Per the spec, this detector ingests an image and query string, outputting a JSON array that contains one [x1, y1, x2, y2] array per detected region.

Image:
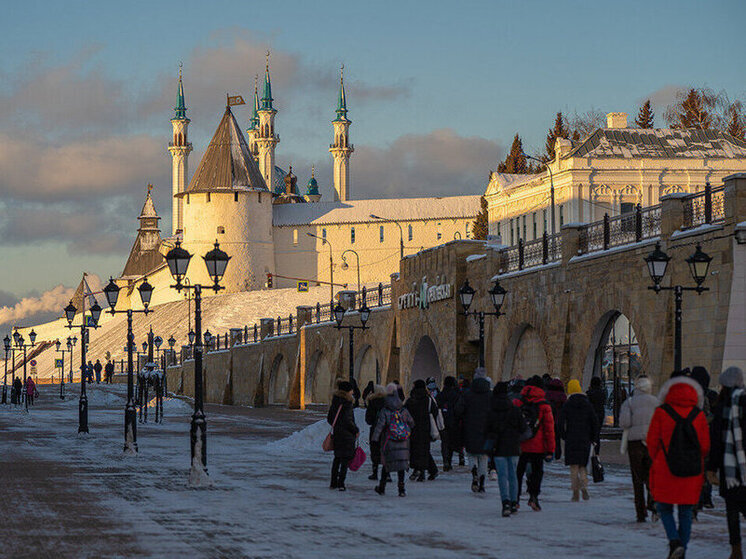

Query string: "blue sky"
[[0, 0, 744, 325]]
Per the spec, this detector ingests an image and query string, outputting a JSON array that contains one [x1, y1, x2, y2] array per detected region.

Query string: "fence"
[[577, 204, 661, 256], [682, 184, 725, 230], [500, 232, 562, 273]]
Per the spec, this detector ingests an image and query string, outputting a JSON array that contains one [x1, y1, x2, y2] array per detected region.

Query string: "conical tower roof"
[[184, 106, 268, 194], [139, 186, 159, 220]]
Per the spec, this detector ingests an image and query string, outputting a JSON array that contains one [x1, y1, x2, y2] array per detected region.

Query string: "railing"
[[500, 232, 562, 273], [578, 204, 661, 256], [682, 184, 725, 229]]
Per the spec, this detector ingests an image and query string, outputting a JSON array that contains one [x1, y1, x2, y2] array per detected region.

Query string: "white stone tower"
[[168, 65, 192, 235], [329, 65, 353, 201], [246, 74, 260, 161], [256, 53, 280, 190]]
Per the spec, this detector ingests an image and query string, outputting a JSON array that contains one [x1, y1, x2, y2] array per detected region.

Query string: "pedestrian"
[[25, 375, 36, 406], [87, 360, 94, 384], [94, 359, 102, 384], [393, 379, 405, 402], [647, 374, 710, 558], [514, 375, 555, 511], [707, 366, 746, 559], [436, 376, 462, 471], [486, 381, 526, 516], [619, 375, 659, 522], [426, 376, 439, 400], [558, 379, 599, 502], [405, 379, 438, 481], [365, 384, 388, 481], [545, 378, 567, 460], [361, 380, 375, 405], [105, 360, 115, 383], [327, 380, 359, 491], [12, 376, 22, 405], [691, 365, 718, 512], [456, 368, 492, 493], [372, 383, 415, 497], [350, 378, 361, 408], [587, 376, 607, 448]]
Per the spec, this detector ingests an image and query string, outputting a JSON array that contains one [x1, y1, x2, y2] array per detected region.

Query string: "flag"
[[228, 95, 246, 106]]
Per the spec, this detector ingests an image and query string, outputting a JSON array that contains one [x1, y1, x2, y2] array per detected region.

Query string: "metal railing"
[[578, 204, 661, 256], [501, 232, 562, 273], [682, 184, 725, 229]]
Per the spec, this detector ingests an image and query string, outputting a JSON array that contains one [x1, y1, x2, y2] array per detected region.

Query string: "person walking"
[[327, 380, 359, 491], [647, 374, 710, 559], [707, 366, 746, 559], [619, 376, 659, 522], [437, 376, 462, 471], [372, 383, 415, 497], [11, 376, 22, 405], [456, 369, 492, 493], [361, 380, 375, 405], [486, 381, 526, 516], [514, 375, 555, 511], [94, 359, 102, 384], [104, 360, 115, 384], [558, 379, 599, 502], [25, 375, 36, 406], [365, 384, 388, 481], [691, 365, 718, 512], [587, 376, 607, 449], [545, 378, 567, 460], [426, 376, 439, 401], [86, 361, 94, 384], [405, 379, 438, 481]]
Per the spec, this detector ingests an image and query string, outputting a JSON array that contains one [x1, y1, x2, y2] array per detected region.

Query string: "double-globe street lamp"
[[333, 297, 371, 382], [458, 278, 508, 368], [370, 214, 404, 260], [13, 329, 37, 410], [644, 242, 712, 373], [54, 337, 76, 400], [341, 249, 361, 295], [102, 276, 154, 455], [307, 232, 335, 306], [2, 335, 11, 404], [164, 239, 230, 480]]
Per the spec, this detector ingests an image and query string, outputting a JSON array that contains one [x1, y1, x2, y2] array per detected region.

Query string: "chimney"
[[606, 112, 628, 129]]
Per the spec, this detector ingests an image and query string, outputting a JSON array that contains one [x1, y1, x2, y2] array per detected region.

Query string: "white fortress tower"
[[255, 54, 280, 191], [168, 66, 192, 235], [329, 66, 353, 201]]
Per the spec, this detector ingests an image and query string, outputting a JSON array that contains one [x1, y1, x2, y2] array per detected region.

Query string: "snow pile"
[[147, 397, 193, 414], [85, 387, 125, 407], [266, 408, 370, 456]]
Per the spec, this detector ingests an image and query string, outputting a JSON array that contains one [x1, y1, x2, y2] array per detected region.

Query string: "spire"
[[174, 63, 187, 120], [249, 74, 260, 130], [261, 51, 274, 111], [334, 64, 348, 122], [306, 165, 319, 195]]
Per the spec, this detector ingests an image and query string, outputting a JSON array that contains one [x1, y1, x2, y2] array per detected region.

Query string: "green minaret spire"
[[249, 74, 260, 130], [174, 63, 187, 120], [334, 64, 348, 122], [261, 51, 274, 110]]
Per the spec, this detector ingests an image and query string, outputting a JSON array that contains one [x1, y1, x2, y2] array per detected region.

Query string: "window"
[[293, 229, 298, 245], [559, 205, 564, 227], [217, 226, 225, 235], [258, 192, 262, 203], [408, 224, 413, 242], [509, 219, 514, 245], [322, 228, 327, 241], [620, 202, 635, 215], [522, 215, 527, 240], [496, 222, 500, 239], [351, 227, 355, 244], [234, 192, 239, 202], [532, 212, 537, 239], [206, 192, 211, 202], [379, 225, 384, 243], [437, 222, 442, 241], [621, 202, 636, 232], [543, 209, 547, 233], [465, 222, 471, 238]]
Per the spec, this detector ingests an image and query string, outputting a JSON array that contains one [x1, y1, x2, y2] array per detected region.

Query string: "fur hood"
[[333, 389, 354, 403], [366, 387, 386, 404], [658, 376, 704, 408]]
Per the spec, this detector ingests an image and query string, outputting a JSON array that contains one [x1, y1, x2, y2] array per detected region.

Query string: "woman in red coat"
[[647, 375, 710, 559]]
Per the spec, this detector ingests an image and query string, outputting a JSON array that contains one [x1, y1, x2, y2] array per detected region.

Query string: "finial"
[[311, 164, 315, 178], [265, 50, 270, 72], [147, 183, 153, 194], [178, 61, 183, 79], [254, 74, 258, 94], [340, 63, 344, 84]]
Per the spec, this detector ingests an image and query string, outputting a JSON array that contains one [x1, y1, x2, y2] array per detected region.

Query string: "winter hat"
[[443, 376, 457, 388], [385, 382, 399, 395], [338, 380, 353, 392], [590, 376, 602, 388], [567, 379, 582, 395], [720, 367, 745, 388], [413, 379, 426, 389], [494, 382, 508, 395], [373, 384, 386, 397], [474, 367, 487, 379], [527, 375, 543, 388], [634, 376, 652, 394], [690, 366, 710, 390]]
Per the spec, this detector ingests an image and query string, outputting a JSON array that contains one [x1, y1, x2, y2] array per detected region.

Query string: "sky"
[[0, 0, 744, 328]]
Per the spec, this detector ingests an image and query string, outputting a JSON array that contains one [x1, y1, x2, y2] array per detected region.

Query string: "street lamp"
[[341, 249, 361, 296], [333, 297, 371, 382], [165, 238, 230, 483], [458, 278, 508, 368], [645, 242, 712, 373], [523, 153, 556, 240], [102, 276, 153, 455], [167, 335, 176, 366], [370, 214, 404, 260], [14, 329, 36, 410], [307, 232, 335, 306], [54, 338, 72, 400], [2, 335, 10, 404]]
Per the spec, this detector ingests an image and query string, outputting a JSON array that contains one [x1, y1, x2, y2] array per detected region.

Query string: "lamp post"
[[165, 239, 230, 482], [458, 278, 508, 369], [154, 335, 163, 368], [2, 335, 10, 404], [167, 335, 176, 366], [644, 242, 712, 373], [341, 249, 361, 296], [333, 299, 371, 382], [14, 329, 36, 410], [370, 214, 404, 260], [523, 153, 556, 239], [307, 232, 335, 306], [63, 296, 102, 433], [55, 338, 74, 400], [102, 276, 153, 455]]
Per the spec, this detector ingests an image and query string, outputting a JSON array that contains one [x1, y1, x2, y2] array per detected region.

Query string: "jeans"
[[657, 502, 693, 547], [517, 452, 545, 499], [726, 497, 746, 545], [495, 456, 519, 503], [468, 453, 488, 478]]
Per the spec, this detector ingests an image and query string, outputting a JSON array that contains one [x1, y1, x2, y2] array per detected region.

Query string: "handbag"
[[429, 397, 443, 441], [322, 406, 342, 452], [348, 445, 367, 472], [620, 428, 629, 455], [590, 446, 605, 483]]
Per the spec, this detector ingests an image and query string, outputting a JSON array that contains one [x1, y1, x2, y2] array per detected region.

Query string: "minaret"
[[305, 165, 322, 203], [246, 75, 260, 161], [167, 65, 192, 235], [256, 52, 280, 191], [329, 64, 353, 201]]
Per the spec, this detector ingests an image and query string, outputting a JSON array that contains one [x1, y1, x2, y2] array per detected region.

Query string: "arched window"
[[408, 224, 413, 242], [217, 226, 225, 234]]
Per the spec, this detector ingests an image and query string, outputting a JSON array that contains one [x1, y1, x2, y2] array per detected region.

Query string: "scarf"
[[724, 389, 746, 489]]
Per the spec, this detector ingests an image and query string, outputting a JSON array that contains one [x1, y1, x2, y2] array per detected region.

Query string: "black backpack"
[[660, 403, 703, 478], [519, 398, 545, 442]]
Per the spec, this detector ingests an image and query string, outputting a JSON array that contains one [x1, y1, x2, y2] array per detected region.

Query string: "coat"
[[25, 377, 36, 396], [619, 391, 659, 442], [558, 393, 599, 466], [405, 386, 436, 470], [436, 385, 463, 448], [372, 394, 415, 472], [327, 390, 359, 459], [515, 385, 556, 455], [485, 393, 526, 457], [455, 377, 492, 455], [647, 376, 710, 505], [365, 392, 386, 465], [709, 388, 746, 501], [587, 385, 606, 428]]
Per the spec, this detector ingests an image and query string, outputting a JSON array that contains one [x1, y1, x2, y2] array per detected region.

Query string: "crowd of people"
[[328, 366, 746, 559]]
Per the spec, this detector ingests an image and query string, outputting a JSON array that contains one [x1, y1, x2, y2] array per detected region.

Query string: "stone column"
[[659, 192, 689, 240], [260, 317, 274, 339], [296, 306, 313, 329], [560, 223, 584, 263], [724, 173, 746, 224]]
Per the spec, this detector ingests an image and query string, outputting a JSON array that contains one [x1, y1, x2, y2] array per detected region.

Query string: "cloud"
[[0, 284, 74, 328], [640, 85, 687, 111]]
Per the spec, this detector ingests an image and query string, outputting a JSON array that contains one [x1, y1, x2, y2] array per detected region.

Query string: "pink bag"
[[348, 446, 367, 472], [322, 406, 342, 452]]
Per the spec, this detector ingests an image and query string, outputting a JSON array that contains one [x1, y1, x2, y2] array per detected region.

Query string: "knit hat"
[[634, 376, 653, 394], [567, 379, 582, 395], [443, 376, 457, 388], [720, 366, 745, 388], [474, 367, 487, 379], [527, 375, 543, 388], [494, 381, 508, 395], [338, 380, 353, 392], [385, 382, 399, 395], [690, 366, 710, 390], [413, 379, 426, 389]]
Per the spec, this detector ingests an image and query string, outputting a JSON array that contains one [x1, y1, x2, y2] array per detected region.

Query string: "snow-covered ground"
[[0, 384, 731, 558]]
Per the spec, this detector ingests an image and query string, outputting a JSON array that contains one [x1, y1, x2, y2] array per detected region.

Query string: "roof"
[[121, 236, 165, 278], [174, 69, 187, 120], [272, 195, 481, 226], [139, 190, 159, 220], [569, 128, 746, 159], [183, 107, 267, 194]]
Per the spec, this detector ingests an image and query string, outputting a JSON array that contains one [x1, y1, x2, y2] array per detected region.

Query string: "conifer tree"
[[472, 196, 489, 240], [726, 103, 746, 140], [497, 134, 528, 174], [545, 112, 570, 160], [666, 88, 714, 129], [635, 100, 655, 128]]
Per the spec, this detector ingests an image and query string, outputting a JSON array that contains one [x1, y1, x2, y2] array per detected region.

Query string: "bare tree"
[[569, 108, 607, 141]]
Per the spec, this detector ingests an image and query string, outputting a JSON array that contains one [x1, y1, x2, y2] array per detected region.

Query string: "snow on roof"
[[490, 172, 543, 192], [272, 195, 481, 226]]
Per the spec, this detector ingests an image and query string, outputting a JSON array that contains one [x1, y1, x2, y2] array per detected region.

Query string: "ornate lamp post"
[[63, 298, 102, 433], [167, 335, 176, 366], [307, 232, 335, 306], [2, 335, 10, 404], [55, 338, 75, 400], [644, 242, 712, 373], [14, 329, 36, 410], [333, 297, 371, 382], [370, 214, 404, 260], [154, 335, 163, 368], [165, 239, 230, 482], [523, 153, 556, 239], [458, 278, 508, 368], [341, 249, 361, 296], [102, 276, 153, 455]]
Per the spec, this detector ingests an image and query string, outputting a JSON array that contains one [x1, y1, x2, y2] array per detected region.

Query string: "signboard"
[[297, 281, 309, 292], [86, 316, 96, 327], [30, 359, 37, 366], [55, 359, 64, 368], [30, 365, 37, 377], [398, 278, 453, 310]]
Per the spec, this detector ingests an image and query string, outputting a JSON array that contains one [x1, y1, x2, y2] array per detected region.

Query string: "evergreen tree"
[[497, 134, 528, 174], [666, 88, 714, 129], [545, 112, 570, 160], [726, 102, 746, 140], [635, 100, 655, 128], [472, 196, 489, 240]]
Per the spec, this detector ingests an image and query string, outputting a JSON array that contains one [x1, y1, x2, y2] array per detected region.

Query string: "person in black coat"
[[365, 385, 388, 481], [558, 379, 599, 502], [455, 370, 492, 493], [327, 380, 359, 491], [436, 376, 462, 471], [405, 379, 438, 481], [586, 376, 606, 449], [361, 381, 375, 405]]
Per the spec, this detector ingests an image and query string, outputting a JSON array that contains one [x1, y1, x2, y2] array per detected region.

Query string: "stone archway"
[[355, 345, 380, 388], [502, 323, 550, 381], [411, 336, 442, 385], [306, 350, 333, 404], [268, 354, 289, 404]]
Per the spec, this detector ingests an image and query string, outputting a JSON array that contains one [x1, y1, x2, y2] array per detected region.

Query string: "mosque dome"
[[306, 168, 319, 196]]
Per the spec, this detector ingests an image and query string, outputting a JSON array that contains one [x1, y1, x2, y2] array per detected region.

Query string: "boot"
[[374, 481, 385, 495], [369, 464, 378, 481], [330, 469, 338, 490], [478, 475, 486, 494], [510, 501, 519, 513], [398, 482, 406, 497], [459, 453, 465, 466], [581, 487, 590, 501], [571, 489, 579, 502], [528, 497, 541, 511], [502, 501, 512, 517], [416, 471, 425, 482], [471, 467, 479, 492], [730, 543, 743, 559], [668, 539, 684, 559], [428, 471, 438, 481]]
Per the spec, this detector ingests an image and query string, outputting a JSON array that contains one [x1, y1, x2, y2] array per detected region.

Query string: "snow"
[[669, 222, 724, 240], [266, 408, 370, 456], [465, 253, 486, 262]]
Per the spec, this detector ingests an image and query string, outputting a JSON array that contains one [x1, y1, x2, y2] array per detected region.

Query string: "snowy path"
[[0, 385, 732, 558]]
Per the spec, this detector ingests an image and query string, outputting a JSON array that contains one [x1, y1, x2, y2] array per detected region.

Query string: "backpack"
[[519, 397, 545, 442], [660, 403, 702, 478], [389, 410, 412, 441]]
